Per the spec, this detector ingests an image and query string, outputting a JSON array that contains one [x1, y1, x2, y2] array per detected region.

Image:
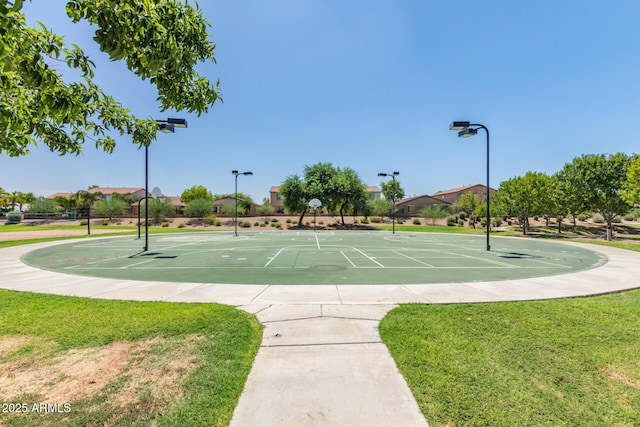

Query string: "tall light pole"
[[232, 170, 253, 236], [449, 121, 491, 251], [142, 118, 187, 252], [378, 171, 400, 234]]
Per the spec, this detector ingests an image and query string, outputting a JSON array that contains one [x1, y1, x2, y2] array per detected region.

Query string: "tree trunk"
[[298, 211, 306, 228]]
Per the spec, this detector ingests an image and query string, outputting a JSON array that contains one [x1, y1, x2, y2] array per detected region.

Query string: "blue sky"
[[4, 0, 640, 202]]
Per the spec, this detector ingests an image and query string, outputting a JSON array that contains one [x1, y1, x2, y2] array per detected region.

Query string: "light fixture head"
[[378, 173, 386, 177], [243, 172, 253, 176], [458, 128, 478, 138], [232, 170, 239, 175], [158, 123, 175, 133], [449, 121, 470, 131], [392, 171, 399, 176], [167, 118, 187, 128]]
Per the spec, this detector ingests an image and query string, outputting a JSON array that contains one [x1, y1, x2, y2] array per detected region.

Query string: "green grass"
[[380, 239, 640, 427], [0, 291, 262, 426]]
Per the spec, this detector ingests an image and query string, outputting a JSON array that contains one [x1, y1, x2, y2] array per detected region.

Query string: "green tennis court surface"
[[22, 231, 606, 285]]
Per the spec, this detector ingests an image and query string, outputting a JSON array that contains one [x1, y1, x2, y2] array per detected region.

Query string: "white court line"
[[121, 259, 156, 269], [315, 234, 320, 249], [353, 247, 384, 267], [341, 250, 357, 268], [264, 247, 286, 268], [393, 250, 434, 267]]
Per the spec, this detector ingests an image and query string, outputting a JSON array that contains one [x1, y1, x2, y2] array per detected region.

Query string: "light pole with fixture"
[[449, 121, 491, 251], [232, 170, 253, 236], [141, 118, 187, 252], [378, 171, 400, 234]]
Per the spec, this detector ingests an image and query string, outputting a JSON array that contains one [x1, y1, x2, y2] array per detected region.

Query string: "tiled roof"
[[87, 187, 146, 195]]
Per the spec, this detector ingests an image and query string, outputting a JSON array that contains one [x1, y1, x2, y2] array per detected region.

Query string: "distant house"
[[432, 184, 497, 205], [88, 187, 149, 201], [269, 185, 382, 214], [395, 195, 450, 216], [213, 196, 259, 216], [46, 192, 75, 200], [269, 186, 285, 213]]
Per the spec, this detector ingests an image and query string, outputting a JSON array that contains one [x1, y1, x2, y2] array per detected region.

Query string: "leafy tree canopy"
[[381, 179, 405, 202], [180, 185, 213, 203], [1, 0, 221, 156]]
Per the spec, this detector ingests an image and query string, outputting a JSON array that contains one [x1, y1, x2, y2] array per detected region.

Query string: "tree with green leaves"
[[369, 198, 393, 219], [145, 198, 174, 224], [559, 153, 631, 240], [622, 154, 640, 205], [184, 197, 213, 219], [492, 171, 550, 234], [420, 205, 448, 225], [1, 0, 221, 156], [280, 174, 308, 225], [92, 198, 127, 220], [451, 191, 482, 216], [257, 198, 275, 219], [380, 179, 405, 203], [54, 195, 74, 212], [332, 167, 368, 225], [27, 196, 60, 213], [180, 185, 214, 204]]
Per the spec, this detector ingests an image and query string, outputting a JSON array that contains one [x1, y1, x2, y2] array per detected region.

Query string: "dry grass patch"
[[0, 334, 203, 414]]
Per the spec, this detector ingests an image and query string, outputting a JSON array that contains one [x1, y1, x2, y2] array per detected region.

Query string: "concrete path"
[[2, 240, 640, 426]]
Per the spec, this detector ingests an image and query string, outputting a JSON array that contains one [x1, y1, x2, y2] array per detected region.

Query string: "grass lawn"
[[0, 292, 262, 426], [380, 239, 640, 427]]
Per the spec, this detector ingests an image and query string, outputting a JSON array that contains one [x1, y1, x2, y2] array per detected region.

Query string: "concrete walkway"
[[2, 240, 640, 426]]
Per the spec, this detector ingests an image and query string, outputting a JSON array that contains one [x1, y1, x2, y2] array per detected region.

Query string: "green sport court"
[[21, 231, 606, 285]]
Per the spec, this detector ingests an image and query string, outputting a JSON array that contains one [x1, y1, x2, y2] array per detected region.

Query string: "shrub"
[[240, 221, 251, 228], [254, 221, 260, 226], [286, 218, 292, 223], [577, 213, 589, 221], [612, 215, 622, 223], [623, 213, 635, 221], [412, 218, 421, 225], [80, 220, 88, 226], [6, 211, 24, 224], [371, 216, 381, 223], [271, 218, 278, 223], [457, 219, 464, 226], [178, 223, 186, 228], [446, 215, 456, 226], [397, 219, 404, 224], [592, 213, 605, 224], [360, 218, 369, 224], [491, 217, 502, 227], [101, 220, 109, 226], [162, 222, 169, 227], [260, 223, 266, 227], [205, 214, 217, 225], [215, 220, 222, 226], [458, 212, 467, 220]]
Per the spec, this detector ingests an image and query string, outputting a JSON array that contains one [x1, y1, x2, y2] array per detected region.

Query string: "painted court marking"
[[23, 231, 607, 285]]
